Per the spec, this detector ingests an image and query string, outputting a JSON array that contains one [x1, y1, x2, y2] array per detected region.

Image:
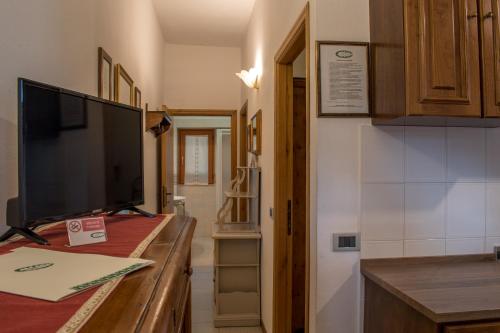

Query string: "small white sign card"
[[318, 41, 370, 117], [66, 217, 107, 247]]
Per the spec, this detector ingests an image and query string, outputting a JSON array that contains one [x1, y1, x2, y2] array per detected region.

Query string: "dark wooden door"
[[406, 0, 482, 116], [160, 127, 174, 214], [239, 102, 248, 220], [481, 0, 500, 117], [291, 78, 307, 333]]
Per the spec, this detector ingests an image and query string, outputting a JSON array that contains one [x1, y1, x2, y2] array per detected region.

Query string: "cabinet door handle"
[[467, 13, 478, 19], [484, 11, 495, 19]]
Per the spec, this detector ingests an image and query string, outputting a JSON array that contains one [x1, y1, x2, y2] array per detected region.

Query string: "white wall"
[[314, 2, 500, 333], [164, 43, 241, 110], [243, 1, 500, 333], [0, 0, 165, 233], [241, 0, 312, 330], [162, 43, 242, 237], [314, 2, 370, 332]]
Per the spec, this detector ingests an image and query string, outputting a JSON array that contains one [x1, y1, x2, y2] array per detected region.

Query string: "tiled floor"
[[191, 237, 262, 333]]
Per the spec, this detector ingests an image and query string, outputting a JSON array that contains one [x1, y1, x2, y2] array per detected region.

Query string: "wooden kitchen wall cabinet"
[[481, 0, 500, 117], [370, 0, 500, 125]]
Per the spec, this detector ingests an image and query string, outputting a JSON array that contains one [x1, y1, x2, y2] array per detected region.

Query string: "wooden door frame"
[[239, 101, 249, 219], [273, 3, 310, 333], [168, 109, 238, 217]]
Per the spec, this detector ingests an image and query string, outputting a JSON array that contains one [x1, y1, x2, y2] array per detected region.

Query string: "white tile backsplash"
[[361, 126, 404, 183], [404, 239, 445, 257], [404, 183, 446, 239], [361, 184, 404, 241], [486, 128, 500, 182], [446, 127, 486, 182], [361, 241, 404, 259], [446, 183, 485, 238], [360, 126, 498, 259], [446, 238, 485, 255], [486, 183, 500, 237], [405, 127, 446, 182], [485, 237, 500, 253]]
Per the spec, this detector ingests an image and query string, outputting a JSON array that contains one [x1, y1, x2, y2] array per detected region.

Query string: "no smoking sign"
[[66, 217, 107, 247], [69, 221, 82, 232]]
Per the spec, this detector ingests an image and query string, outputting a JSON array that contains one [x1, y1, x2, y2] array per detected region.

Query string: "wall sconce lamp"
[[236, 68, 259, 89]]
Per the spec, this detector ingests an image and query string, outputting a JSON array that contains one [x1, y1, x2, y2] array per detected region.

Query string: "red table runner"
[[0, 214, 170, 333]]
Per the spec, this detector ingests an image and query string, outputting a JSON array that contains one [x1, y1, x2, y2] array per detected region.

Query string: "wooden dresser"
[[80, 215, 196, 333], [362, 255, 500, 333]]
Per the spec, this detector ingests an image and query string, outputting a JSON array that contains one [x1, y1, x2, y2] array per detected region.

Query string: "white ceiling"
[[152, 0, 256, 47]]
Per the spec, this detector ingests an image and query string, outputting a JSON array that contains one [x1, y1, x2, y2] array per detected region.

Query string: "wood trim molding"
[[251, 109, 262, 155], [177, 129, 215, 185], [239, 101, 249, 166], [98, 47, 113, 100], [169, 109, 236, 117], [273, 3, 310, 333], [239, 101, 249, 220], [114, 64, 134, 105], [134, 87, 142, 108], [261, 320, 268, 333]]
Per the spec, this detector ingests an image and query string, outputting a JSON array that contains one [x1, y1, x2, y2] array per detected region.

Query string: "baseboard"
[[261, 320, 268, 333]]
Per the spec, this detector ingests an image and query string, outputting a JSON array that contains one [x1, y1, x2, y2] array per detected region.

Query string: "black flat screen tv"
[[17, 78, 144, 227]]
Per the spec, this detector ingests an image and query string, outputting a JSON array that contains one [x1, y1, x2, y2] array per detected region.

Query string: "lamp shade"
[[236, 68, 259, 89]]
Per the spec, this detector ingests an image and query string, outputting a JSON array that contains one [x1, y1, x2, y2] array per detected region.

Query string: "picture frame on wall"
[[134, 87, 142, 108], [317, 41, 370, 117], [97, 47, 113, 101], [114, 64, 134, 106], [251, 110, 262, 155]]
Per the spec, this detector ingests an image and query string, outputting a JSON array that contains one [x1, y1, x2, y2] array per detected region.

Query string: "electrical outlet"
[[332, 233, 360, 252]]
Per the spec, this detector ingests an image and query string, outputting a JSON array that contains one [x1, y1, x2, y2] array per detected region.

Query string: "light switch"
[[333, 233, 360, 252]]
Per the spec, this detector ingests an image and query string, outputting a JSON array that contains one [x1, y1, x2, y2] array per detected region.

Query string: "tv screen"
[[18, 79, 144, 225]]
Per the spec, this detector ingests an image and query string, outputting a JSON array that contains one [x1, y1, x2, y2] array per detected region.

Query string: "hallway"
[[191, 237, 262, 333]]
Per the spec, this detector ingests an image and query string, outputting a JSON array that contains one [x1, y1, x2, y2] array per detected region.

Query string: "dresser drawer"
[[171, 256, 192, 333]]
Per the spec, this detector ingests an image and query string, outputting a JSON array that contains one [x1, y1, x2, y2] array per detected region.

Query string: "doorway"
[[159, 109, 238, 216], [161, 109, 237, 230], [158, 108, 239, 332], [273, 4, 310, 333]]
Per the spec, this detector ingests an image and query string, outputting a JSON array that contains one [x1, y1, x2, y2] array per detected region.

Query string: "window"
[[178, 129, 215, 185]]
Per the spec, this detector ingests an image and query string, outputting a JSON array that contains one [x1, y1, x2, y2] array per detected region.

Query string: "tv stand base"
[[0, 227, 49, 245], [107, 206, 156, 218]]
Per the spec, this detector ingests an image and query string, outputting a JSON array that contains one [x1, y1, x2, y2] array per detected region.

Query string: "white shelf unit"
[[213, 167, 261, 327], [213, 229, 261, 327], [217, 167, 261, 226]]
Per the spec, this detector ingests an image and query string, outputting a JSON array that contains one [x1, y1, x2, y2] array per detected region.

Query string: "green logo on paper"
[[336, 50, 353, 58], [15, 263, 54, 272], [91, 232, 106, 239]]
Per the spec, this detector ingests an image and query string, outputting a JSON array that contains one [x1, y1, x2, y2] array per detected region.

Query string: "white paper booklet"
[[0, 247, 154, 302]]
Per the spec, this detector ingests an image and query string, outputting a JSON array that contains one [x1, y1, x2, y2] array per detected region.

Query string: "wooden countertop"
[[361, 254, 500, 323]]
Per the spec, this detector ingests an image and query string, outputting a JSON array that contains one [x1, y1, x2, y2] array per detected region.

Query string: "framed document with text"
[[317, 41, 370, 117]]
